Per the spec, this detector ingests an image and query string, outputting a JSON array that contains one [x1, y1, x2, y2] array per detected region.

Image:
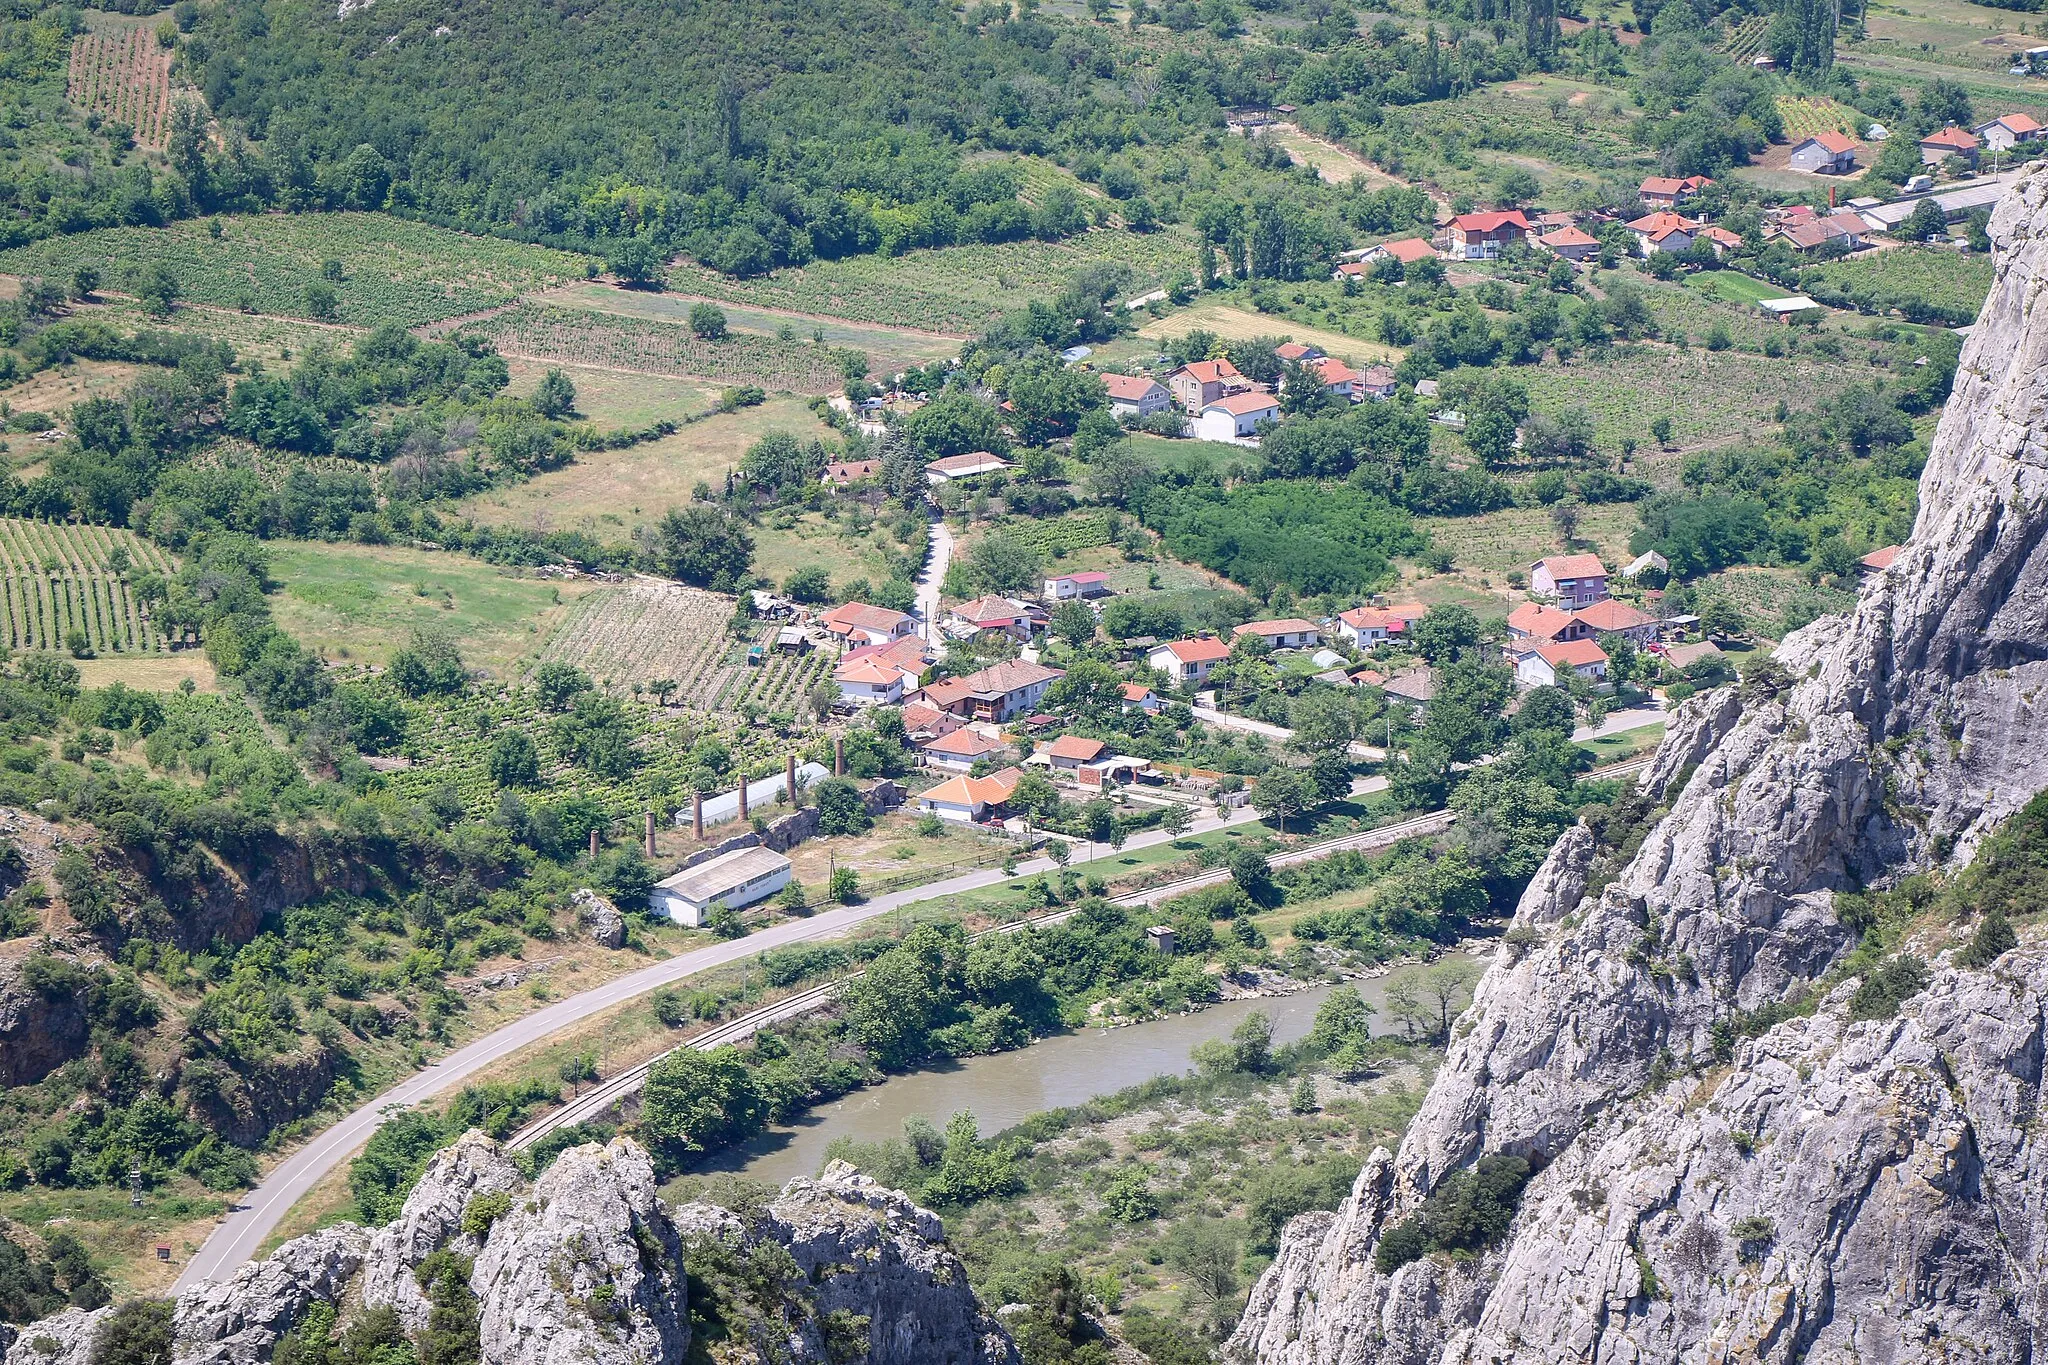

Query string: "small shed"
[[1145, 925, 1176, 955], [1757, 296, 1822, 324]]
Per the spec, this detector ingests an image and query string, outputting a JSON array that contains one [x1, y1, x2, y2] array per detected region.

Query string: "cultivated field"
[[0, 359, 145, 436], [1795, 247, 1994, 325], [0, 214, 589, 328], [672, 229, 1195, 333], [0, 519, 177, 655], [501, 360, 718, 430], [534, 584, 743, 702], [456, 397, 837, 538], [531, 282, 964, 375], [1420, 502, 1643, 577], [1518, 344, 1869, 451], [1136, 302, 1403, 366], [264, 541, 598, 679], [67, 22, 177, 150], [459, 304, 853, 393], [1773, 95, 1866, 141]]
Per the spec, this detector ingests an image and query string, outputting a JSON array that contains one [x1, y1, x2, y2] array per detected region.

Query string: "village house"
[[1627, 210, 1699, 256], [946, 595, 1043, 641], [899, 699, 962, 745], [916, 766, 1025, 824], [1777, 211, 1866, 254], [1040, 735, 1106, 771], [1102, 372, 1173, 418], [1121, 682, 1162, 715], [1787, 132, 1858, 175], [1355, 237, 1437, 269], [1299, 356, 1361, 401], [819, 601, 916, 648], [1043, 570, 1111, 602], [1447, 210, 1531, 260], [918, 725, 1010, 772], [1148, 636, 1232, 686], [914, 659, 1065, 723], [1505, 601, 1576, 648], [1166, 358, 1247, 413], [1976, 113, 2043, 152], [831, 636, 930, 706], [1638, 174, 1713, 209], [822, 459, 880, 485], [1513, 639, 1610, 689], [925, 451, 1012, 483], [1859, 545, 1901, 579], [1920, 124, 1981, 167], [1557, 598, 1660, 646], [1335, 602, 1427, 648], [1357, 365, 1398, 400], [1538, 225, 1600, 262], [1196, 391, 1282, 442], [1275, 341, 1324, 364], [1233, 618, 1322, 651], [1381, 667, 1436, 709], [1529, 554, 1611, 607]]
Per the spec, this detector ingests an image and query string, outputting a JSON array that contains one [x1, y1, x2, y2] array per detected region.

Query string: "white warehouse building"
[[648, 845, 793, 927]]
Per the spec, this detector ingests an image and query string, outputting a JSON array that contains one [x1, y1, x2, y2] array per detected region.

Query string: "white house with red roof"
[[1307, 356, 1362, 400], [1357, 364, 1398, 400], [946, 595, 1044, 641], [1627, 211, 1700, 256], [916, 766, 1025, 823], [1788, 132, 1858, 175], [1196, 391, 1282, 442], [1148, 636, 1231, 686], [1859, 545, 1901, 579], [820, 602, 916, 648], [1513, 638, 1610, 689], [1505, 601, 1576, 647], [913, 659, 1065, 722], [1166, 359, 1247, 413], [1370, 237, 1439, 265], [1530, 554, 1610, 607], [1557, 598, 1660, 646], [834, 655, 916, 706], [919, 726, 1010, 773], [1638, 174, 1713, 209], [1043, 570, 1111, 602], [1275, 341, 1324, 363], [1336, 602, 1427, 648], [1976, 113, 2043, 152], [1447, 210, 1531, 259], [1102, 373, 1173, 418]]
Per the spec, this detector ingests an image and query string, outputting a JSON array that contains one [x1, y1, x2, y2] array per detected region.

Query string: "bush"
[[1372, 1155, 1531, 1273], [87, 1298, 174, 1365], [813, 778, 873, 836], [1848, 955, 1928, 1021]]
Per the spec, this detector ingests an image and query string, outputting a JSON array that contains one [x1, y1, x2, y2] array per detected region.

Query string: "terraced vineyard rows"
[[67, 25, 178, 149], [0, 214, 589, 328], [0, 519, 178, 654], [722, 646, 834, 717]]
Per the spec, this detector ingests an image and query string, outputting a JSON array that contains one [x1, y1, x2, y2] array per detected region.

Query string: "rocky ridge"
[[1, 1136, 1015, 1365], [1228, 167, 2048, 1362]]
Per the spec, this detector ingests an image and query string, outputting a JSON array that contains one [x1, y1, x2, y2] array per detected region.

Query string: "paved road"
[[172, 798, 1263, 1291], [915, 518, 953, 648]]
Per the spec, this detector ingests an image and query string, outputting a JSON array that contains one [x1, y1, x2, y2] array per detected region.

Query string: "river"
[[700, 969, 1431, 1185]]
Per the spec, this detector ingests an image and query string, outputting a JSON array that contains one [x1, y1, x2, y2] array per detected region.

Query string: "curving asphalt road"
[[172, 797, 1264, 1291]]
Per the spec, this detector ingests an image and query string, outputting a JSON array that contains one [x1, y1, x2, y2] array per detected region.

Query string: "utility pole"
[[129, 1161, 143, 1208]]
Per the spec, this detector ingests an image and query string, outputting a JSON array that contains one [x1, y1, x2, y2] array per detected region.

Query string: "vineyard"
[[1722, 14, 1770, 59], [0, 518, 178, 654], [998, 510, 1115, 558], [0, 214, 589, 328], [460, 304, 855, 393], [536, 584, 742, 704], [67, 24, 177, 150], [1794, 249, 1994, 327], [671, 229, 1195, 333], [1774, 95, 1864, 142]]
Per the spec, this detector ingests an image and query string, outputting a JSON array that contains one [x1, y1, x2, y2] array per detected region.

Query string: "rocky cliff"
[[1, 1136, 1015, 1365], [1229, 169, 2048, 1362]]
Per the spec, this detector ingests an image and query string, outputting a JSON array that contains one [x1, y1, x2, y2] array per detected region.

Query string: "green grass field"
[[264, 541, 601, 679], [671, 229, 1197, 333], [1684, 271, 1783, 307], [0, 213, 590, 327], [1794, 247, 1994, 326]]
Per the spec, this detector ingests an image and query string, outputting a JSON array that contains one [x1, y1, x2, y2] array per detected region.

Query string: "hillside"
[[1229, 165, 2048, 1364]]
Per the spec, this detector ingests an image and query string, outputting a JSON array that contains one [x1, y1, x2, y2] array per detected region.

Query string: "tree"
[[1308, 985, 1376, 1075], [606, 238, 661, 285], [1044, 839, 1072, 869], [387, 632, 466, 698], [1903, 196, 1950, 243], [304, 280, 339, 319], [1252, 767, 1314, 833], [1228, 846, 1273, 901], [1550, 498, 1582, 546], [830, 866, 861, 902], [1051, 599, 1097, 648], [87, 1298, 174, 1365], [532, 368, 577, 418], [1161, 804, 1192, 840], [1291, 1075, 1319, 1114], [137, 266, 181, 319], [650, 506, 754, 589], [688, 303, 729, 339], [813, 777, 873, 835], [641, 1046, 763, 1154], [1164, 1218, 1241, 1307], [488, 731, 540, 787], [1421, 958, 1483, 1041], [967, 530, 1044, 597], [1650, 415, 1674, 448], [1411, 604, 1480, 663], [1700, 596, 1746, 639], [922, 1110, 1019, 1206], [533, 661, 593, 711], [1960, 908, 2017, 967], [783, 565, 830, 603], [70, 266, 100, 301]]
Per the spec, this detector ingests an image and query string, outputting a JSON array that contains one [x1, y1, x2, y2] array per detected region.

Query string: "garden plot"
[[67, 21, 178, 150], [0, 518, 177, 655], [536, 584, 745, 705], [460, 304, 852, 393], [1518, 344, 1869, 452]]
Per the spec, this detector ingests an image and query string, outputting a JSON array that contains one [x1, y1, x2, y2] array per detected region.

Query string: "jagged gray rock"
[[0, 1305, 110, 1365], [1232, 164, 2048, 1365], [174, 1223, 370, 1365], [359, 1128, 523, 1331], [572, 888, 626, 949], [759, 1159, 1020, 1365], [470, 1138, 691, 1365]]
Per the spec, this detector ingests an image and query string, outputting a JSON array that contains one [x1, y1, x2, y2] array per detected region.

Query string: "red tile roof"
[[1507, 602, 1575, 640], [1802, 132, 1859, 155], [1275, 342, 1322, 361], [1991, 113, 2043, 135], [1568, 599, 1656, 632], [1540, 226, 1599, 248], [1175, 359, 1244, 385], [1921, 125, 1980, 150], [1234, 618, 1319, 638], [1861, 545, 1900, 571], [1626, 211, 1700, 239], [920, 765, 1025, 809], [1451, 210, 1531, 235], [1206, 391, 1281, 416], [955, 659, 1064, 695], [923, 727, 1005, 757], [1534, 554, 1610, 580], [1537, 639, 1610, 668], [821, 602, 912, 636], [1047, 735, 1106, 761], [1102, 373, 1166, 401], [1157, 637, 1232, 664], [953, 596, 1031, 625]]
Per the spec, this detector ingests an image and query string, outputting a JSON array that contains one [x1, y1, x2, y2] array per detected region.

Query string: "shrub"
[[1848, 954, 1928, 1022], [1372, 1155, 1531, 1273], [460, 1190, 512, 1239]]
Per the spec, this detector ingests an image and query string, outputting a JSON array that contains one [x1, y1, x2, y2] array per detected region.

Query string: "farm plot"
[[671, 229, 1195, 334], [67, 24, 177, 150], [1795, 247, 1994, 326], [536, 584, 744, 704], [1517, 344, 1869, 452], [0, 214, 589, 328], [1774, 95, 1866, 141], [0, 518, 178, 655], [722, 644, 836, 717], [460, 304, 852, 393], [1418, 502, 1643, 577]]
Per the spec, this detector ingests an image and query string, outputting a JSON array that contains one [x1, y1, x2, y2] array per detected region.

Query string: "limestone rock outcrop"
[[359, 1127, 523, 1331], [1231, 164, 2048, 1364], [175, 1225, 370, 1365]]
